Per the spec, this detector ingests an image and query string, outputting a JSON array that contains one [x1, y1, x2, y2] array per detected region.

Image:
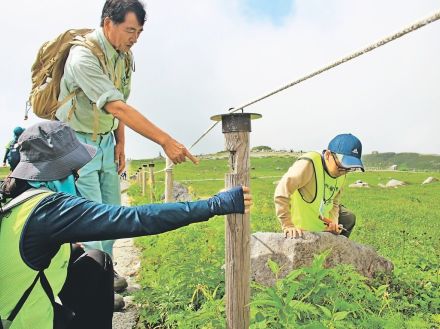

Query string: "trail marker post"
[[148, 162, 155, 202], [165, 157, 174, 202], [138, 167, 142, 185], [142, 164, 148, 196], [211, 112, 261, 329]]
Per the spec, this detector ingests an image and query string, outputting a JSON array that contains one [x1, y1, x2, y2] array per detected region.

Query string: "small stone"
[[114, 293, 125, 312], [422, 176, 439, 185], [385, 179, 405, 188], [126, 284, 142, 294]]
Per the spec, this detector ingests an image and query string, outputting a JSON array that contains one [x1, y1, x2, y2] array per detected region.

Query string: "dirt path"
[[112, 181, 141, 329]]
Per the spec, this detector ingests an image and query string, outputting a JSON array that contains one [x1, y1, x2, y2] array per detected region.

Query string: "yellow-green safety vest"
[[290, 151, 345, 231], [0, 192, 71, 329]]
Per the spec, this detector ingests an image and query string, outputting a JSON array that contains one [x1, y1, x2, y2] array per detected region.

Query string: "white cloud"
[[1, 0, 439, 159]]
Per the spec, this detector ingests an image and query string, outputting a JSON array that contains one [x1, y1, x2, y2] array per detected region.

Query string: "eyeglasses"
[[331, 153, 356, 172]]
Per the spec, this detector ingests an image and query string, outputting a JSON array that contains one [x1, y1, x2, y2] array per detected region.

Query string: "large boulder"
[[422, 176, 439, 185], [250, 232, 393, 286]]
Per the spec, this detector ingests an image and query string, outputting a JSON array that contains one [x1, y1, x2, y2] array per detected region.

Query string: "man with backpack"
[[2, 127, 24, 171], [29, 0, 199, 293]]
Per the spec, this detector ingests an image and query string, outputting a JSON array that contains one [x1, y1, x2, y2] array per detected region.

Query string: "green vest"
[[0, 192, 71, 329], [290, 152, 345, 231]]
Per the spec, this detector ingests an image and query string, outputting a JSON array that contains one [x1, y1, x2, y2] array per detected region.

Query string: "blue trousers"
[[75, 132, 121, 258]]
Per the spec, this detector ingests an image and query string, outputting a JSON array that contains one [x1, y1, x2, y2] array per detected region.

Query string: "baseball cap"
[[328, 133, 364, 172]]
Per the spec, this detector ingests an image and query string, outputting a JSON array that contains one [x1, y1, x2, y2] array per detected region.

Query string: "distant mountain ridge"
[[362, 152, 440, 171]]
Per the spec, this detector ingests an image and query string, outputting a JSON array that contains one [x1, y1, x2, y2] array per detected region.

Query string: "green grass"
[[362, 152, 440, 171], [127, 156, 440, 328], [0, 166, 10, 179]]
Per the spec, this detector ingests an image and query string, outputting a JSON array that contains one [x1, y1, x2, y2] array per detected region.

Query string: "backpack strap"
[[3, 272, 42, 325], [1, 188, 50, 214], [66, 36, 110, 141]]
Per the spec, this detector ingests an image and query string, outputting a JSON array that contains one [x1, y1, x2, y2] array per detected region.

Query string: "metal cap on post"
[[211, 112, 262, 134], [211, 112, 261, 329]]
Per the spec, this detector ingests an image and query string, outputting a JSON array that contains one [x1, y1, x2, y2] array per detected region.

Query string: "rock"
[[123, 295, 136, 307], [422, 176, 439, 185], [385, 179, 406, 188], [349, 180, 369, 188], [173, 181, 192, 201], [114, 293, 125, 312], [250, 232, 393, 287], [126, 283, 142, 294], [162, 181, 193, 201]]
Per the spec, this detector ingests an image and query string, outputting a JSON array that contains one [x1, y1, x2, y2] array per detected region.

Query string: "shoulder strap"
[[1, 188, 50, 213], [70, 36, 109, 76], [5, 272, 42, 323], [3, 270, 62, 326]]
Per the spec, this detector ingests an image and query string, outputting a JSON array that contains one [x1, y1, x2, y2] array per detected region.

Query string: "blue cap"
[[328, 133, 364, 172], [13, 126, 25, 138]]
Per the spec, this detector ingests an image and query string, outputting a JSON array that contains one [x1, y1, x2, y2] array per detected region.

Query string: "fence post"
[[142, 164, 148, 196], [148, 162, 155, 202], [165, 157, 174, 202], [211, 112, 261, 329], [137, 167, 142, 185]]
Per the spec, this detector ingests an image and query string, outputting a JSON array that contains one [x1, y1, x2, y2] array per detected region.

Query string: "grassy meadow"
[[127, 155, 440, 328], [0, 166, 9, 179]]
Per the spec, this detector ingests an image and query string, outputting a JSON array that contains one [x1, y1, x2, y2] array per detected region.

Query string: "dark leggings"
[[58, 244, 114, 329], [338, 205, 356, 238]]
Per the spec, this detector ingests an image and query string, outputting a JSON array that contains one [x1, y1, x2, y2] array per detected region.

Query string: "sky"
[[1, 0, 439, 159]]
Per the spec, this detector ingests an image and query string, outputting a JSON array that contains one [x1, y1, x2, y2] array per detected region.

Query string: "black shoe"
[[114, 270, 128, 293]]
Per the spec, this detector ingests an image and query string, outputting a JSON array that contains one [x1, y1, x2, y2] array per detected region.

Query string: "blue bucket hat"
[[328, 133, 364, 172]]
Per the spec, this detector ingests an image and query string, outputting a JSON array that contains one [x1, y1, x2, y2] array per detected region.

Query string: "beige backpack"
[[28, 29, 109, 121]]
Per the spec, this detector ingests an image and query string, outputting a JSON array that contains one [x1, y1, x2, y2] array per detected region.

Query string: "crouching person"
[[0, 122, 252, 329]]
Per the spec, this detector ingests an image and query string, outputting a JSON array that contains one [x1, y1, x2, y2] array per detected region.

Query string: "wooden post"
[[142, 164, 148, 196], [211, 112, 261, 329], [165, 157, 174, 202], [137, 167, 142, 185], [148, 162, 155, 202]]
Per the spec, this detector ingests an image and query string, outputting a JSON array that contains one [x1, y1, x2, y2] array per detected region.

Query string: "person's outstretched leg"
[[59, 246, 114, 329]]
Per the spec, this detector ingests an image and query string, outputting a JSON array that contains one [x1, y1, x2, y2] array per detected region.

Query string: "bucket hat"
[[10, 121, 96, 181], [328, 133, 364, 171]]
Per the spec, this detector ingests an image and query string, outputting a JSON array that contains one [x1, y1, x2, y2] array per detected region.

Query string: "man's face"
[[324, 150, 354, 178], [104, 12, 143, 52]]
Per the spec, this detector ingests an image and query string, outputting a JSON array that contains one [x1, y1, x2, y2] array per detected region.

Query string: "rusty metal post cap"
[[210, 112, 262, 133]]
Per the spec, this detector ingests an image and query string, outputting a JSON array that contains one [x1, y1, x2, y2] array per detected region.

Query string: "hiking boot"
[[114, 293, 125, 311], [114, 270, 128, 293]]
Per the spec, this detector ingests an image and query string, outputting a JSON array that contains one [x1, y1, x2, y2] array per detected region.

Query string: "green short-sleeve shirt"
[[56, 28, 132, 134]]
